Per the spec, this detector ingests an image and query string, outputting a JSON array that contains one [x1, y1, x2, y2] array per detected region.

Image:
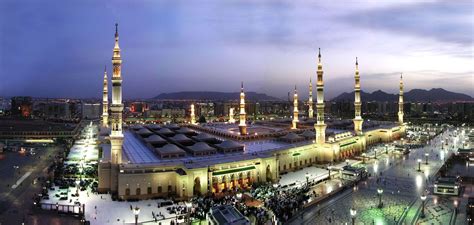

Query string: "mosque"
[[98, 24, 406, 199]]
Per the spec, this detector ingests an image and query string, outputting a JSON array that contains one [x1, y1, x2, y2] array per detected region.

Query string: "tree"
[[198, 115, 206, 124]]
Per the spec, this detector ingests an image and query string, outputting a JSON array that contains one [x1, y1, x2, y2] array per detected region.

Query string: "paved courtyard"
[[289, 126, 470, 225]]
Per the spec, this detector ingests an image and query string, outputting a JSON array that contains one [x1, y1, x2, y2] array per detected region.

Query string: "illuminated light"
[[326, 186, 333, 194], [416, 175, 423, 189], [25, 139, 54, 143]]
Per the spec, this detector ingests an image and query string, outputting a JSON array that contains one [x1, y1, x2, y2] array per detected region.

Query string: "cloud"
[[340, 2, 474, 46]]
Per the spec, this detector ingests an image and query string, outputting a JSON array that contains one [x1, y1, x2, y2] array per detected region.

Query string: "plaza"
[[289, 126, 472, 225]]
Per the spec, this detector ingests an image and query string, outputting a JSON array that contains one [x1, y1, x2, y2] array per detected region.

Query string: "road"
[[0, 145, 79, 225]]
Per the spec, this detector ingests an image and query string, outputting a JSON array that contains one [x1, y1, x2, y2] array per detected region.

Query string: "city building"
[[82, 103, 101, 119], [11, 96, 33, 117]]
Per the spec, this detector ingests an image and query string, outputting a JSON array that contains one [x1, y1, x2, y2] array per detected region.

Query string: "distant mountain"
[[332, 88, 473, 102], [153, 91, 282, 101]]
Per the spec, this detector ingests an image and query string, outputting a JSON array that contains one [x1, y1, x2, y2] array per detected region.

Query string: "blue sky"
[[0, 0, 473, 99]]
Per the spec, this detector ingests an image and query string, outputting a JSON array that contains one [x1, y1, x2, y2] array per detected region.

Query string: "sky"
[[0, 0, 473, 100]]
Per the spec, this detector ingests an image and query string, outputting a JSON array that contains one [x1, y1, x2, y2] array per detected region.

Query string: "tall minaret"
[[353, 57, 363, 135], [398, 73, 404, 125], [314, 48, 327, 144], [101, 66, 109, 127], [239, 82, 247, 135], [190, 104, 196, 124], [308, 77, 314, 119], [292, 85, 299, 129], [109, 23, 124, 193], [229, 108, 235, 123]]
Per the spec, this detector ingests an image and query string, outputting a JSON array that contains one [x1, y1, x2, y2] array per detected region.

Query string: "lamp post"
[[362, 153, 366, 164], [305, 172, 309, 185], [350, 207, 357, 225], [327, 166, 331, 180], [133, 206, 140, 225], [377, 188, 384, 208], [425, 153, 429, 165], [420, 192, 427, 218], [454, 200, 458, 215], [374, 149, 377, 159], [385, 144, 389, 154], [417, 159, 422, 172]]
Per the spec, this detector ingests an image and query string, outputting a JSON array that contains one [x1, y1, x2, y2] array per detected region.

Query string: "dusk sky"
[[0, 0, 473, 100]]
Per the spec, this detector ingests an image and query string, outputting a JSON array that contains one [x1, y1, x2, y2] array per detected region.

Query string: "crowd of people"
[[190, 192, 270, 224], [251, 183, 310, 222]]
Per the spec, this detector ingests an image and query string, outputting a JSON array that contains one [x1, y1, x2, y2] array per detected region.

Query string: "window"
[[158, 186, 162, 193], [125, 188, 130, 196], [147, 187, 152, 194], [136, 188, 141, 195]]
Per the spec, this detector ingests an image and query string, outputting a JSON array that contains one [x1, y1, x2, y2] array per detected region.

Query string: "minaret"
[[101, 66, 109, 127], [239, 82, 247, 135], [398, 73, 404, 125], [229, 108, 235, 123], [314, 48, 327, 144], [190, 104, 196, 124], [308, 77, 314, 119], [292, 85, 299, 129], [109, 23, 124, 193], [353, 57, 363, 135]]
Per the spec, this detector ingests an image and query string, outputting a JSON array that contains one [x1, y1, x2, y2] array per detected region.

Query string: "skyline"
[[0, 1, 473, 99]]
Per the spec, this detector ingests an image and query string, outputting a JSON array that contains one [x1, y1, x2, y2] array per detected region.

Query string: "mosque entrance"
[[193, 177, 201, 196], [266, 165, 272, 182]]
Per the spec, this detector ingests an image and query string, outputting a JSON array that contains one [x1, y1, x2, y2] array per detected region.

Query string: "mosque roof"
[[146, 124, 162, 130], [194, 132, 216, 141], [157, 128, 174, 134], [165, 124, 180, 130], [144, 134, 167, 143], [301, 130, 315, 138], [137, 128, 153, 135], [216, 140, 244, 149], [281, 133, 303, 140], [170, 134, 193, 142], [176, 127, 195, 134], [130, 124, 144, 130], [156, 144, 186, 155], [189, 142, 217, 153]]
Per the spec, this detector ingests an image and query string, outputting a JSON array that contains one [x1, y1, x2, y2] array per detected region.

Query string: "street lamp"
[[362, 153, 366, 164], [377, 188, 384, 208], [327, 166, 332, 180], [374, 149, 377, 159], [425, 153, 429, 165], [417, 159, 422, 172], [454, 200, 458, 215], [385, 144, 389, 154], [350, 207, 357, 225], [132, 206, 140, 225], [420, 192, 427, 218], [305, 172, 310, 185]]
